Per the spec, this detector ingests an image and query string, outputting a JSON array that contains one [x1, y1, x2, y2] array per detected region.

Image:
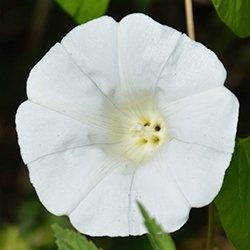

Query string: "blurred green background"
[[0, 0, 249, 249]]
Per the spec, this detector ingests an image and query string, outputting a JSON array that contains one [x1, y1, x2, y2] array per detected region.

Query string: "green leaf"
[[52, 224, 102, 250], [215, 137, 250, 250], [56, 0, 110, 24], [212, 0, 250, 38], [0, 227, 31, 250], [138, 202, 176, 250]]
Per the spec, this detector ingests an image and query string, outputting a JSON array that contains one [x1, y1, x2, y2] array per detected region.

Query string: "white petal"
[[161, 87, 239, 153], [16, 101, 90, 164], [28, 147, 121, 217], [165, 139, 232, 207], [156, 35, 227, 102], [27, 43, 107, 124], [129, 146, 191, 235], [118, 14, 181, 94], [69, 164, 133, 237], [61, 16, 119, 95], [118, 14, 226, 101]]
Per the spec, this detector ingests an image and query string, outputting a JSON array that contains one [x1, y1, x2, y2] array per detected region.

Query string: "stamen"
[[141, 138, 148, 144], [154, 125, 161, 131], [151, 136, 160, 144]]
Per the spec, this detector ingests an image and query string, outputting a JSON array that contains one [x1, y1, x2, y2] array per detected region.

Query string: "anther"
[[144, 122, 151, 127], [154, 125, 161, 131], [141, 138, 148, 144], [151, 136, 160, 144]]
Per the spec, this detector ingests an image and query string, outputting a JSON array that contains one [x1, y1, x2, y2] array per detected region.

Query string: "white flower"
[[16, 13, 239, 236]]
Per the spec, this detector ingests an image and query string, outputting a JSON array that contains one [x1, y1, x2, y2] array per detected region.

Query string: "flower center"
[[103, 91, 171, 164], [129, 120, 165, 148]]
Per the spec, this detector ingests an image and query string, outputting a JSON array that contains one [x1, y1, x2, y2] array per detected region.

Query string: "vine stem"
[[206, 203, 215, 250], [184, 0, 195, 40]]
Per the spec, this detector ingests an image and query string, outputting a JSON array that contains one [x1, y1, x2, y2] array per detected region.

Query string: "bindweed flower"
[[16, 13, 239, 236]]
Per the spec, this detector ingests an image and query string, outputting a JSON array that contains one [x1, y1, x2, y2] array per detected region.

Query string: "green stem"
[[206, 203, 215, 250]]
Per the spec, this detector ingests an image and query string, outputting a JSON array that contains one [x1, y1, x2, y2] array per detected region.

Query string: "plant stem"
[[206, 203, 215, 250], [184, 0, 195, 40]]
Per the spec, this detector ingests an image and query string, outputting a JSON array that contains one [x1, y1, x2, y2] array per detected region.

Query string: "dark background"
[[0, 0, 249, 249]]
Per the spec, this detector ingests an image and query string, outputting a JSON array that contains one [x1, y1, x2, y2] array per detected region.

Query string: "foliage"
[[52, 224, 102, 250], [138, 203, 176, 250], [0, 227, 30, 250], [56, 0, 110, 24], [51, 205, 176, 250], [215, 137, 250, 250], [212, 0, 250, 38], [0, 224, 58, 250]]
